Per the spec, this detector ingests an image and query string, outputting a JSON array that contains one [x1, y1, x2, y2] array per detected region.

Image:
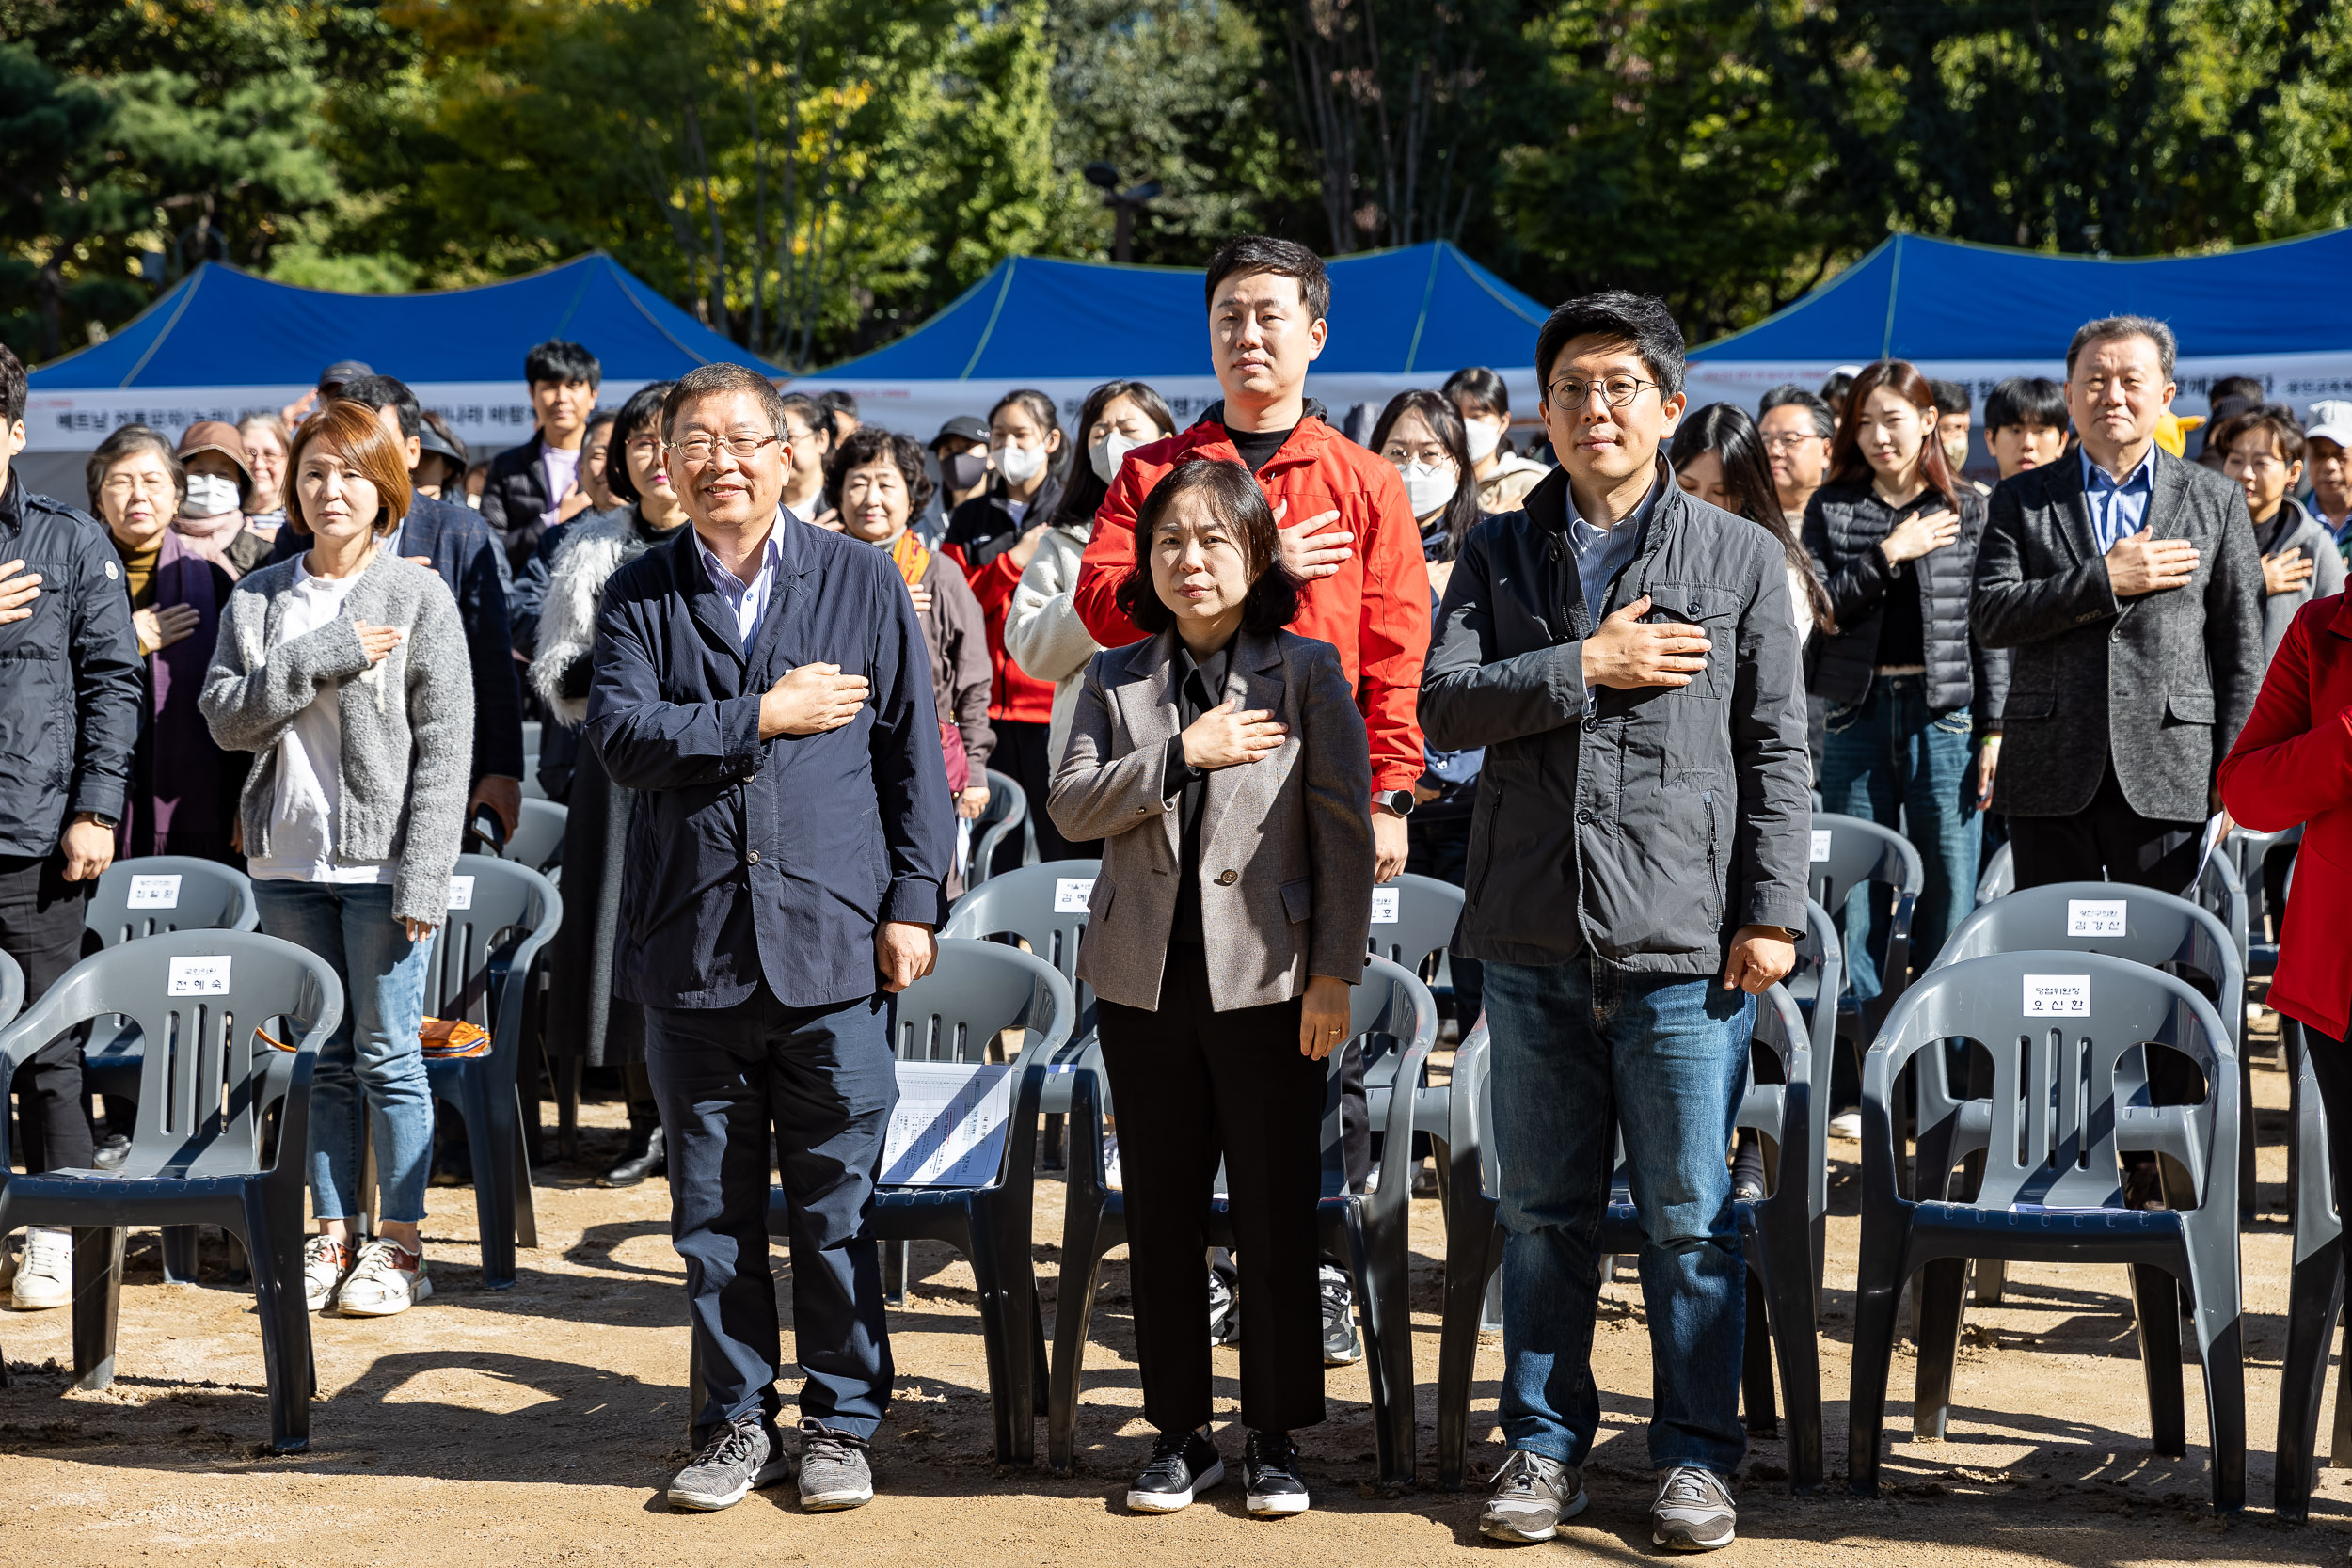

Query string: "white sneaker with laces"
[[10, 1227, 72, 1310], [303, 1235, 353, 1313], [337, 1238, 432, 1317]]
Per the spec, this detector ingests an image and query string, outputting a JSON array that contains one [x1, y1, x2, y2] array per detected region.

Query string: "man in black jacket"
[[1422, 293, 1810, 1553], [1971, 315, 2264, 891], [0, 345, 144, 1308], [480, 339, 602, 574]]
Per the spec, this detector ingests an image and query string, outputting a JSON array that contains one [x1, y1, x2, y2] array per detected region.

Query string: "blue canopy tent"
[[23, 253, 766, 468], [790, 242, 1551, 439], [1684, 228, 2352, 426]]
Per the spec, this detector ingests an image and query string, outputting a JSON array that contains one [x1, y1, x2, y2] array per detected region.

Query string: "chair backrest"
[[1809, 811, 1927, 911], [940, 858, 1099, 991], [1789, 896, 1845, 1062], [1366, 872, 1464, 978], [424, 860, 563, 1052], [490, 799, 567, 874], [85, 857, 257, 947], [2192, 847, 2250, 968], [883, 939, 1074, 1193], [1862, 950, 2236, 1215], [0, 929, 342, 1179], [1976, 840, 2014, 907], [0, 948, 21, 1031], [967, 768, 1030, 888], [1336, 957, 1439, 1199]]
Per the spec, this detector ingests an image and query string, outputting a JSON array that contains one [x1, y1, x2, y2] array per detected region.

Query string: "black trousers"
[[0, 852, 96, 1172], [989, 719, 1078, 877], [1097, 943, 1327, 1434]]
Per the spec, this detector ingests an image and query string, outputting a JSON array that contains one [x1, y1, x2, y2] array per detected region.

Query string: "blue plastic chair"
[[0, 930, 342, 1451], [1847, 951, 2244, 1512], [1050, 958, 1438, 1483]]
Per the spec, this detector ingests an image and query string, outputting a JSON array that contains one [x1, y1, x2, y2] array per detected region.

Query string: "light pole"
[[1083, 163, 1162, 264]]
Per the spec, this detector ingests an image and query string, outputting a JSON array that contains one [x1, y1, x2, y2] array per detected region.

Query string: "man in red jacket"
[[1074, 235, 1430, 884]]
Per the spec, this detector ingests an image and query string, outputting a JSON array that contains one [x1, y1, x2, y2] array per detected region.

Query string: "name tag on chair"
[[2023, 974, 2090, 1016], [2066, 899, 2126, 938], [1810, 830, 1833, 863], [126, 874, 182, 910], [447, 876, 475, 911], [1054, 877, 1094, 913], [1371, 887, 1400, 924], [167, 956, 231, 996]]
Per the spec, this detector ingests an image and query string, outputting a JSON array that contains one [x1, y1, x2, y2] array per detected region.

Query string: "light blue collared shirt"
[[2081, 444, 2157, 555], [697, 515, 786, 653]]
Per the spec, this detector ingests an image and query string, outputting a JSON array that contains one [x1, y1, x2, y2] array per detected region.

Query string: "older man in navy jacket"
[[586, 362, 951, 1516]]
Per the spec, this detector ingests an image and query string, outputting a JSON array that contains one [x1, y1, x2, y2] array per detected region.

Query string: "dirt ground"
[[2, 1023, 2347, 1568]]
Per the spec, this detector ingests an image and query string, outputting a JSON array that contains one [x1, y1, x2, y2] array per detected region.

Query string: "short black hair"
[[1757, 385, 1834, 439], [1927, 378, 1970, 418], [1204, 235, 1330, 325], [824, 424, 936, 518], [776, 391, 834, 445], [604, 380, 676, 506], [1984, 376, 2067, 436], [524, 339, 601, 390], [0, 342, 23, 427], [1533, 290, 1685, 402], [815, 389, 859, 421], [2208, 373, 2265, 405], [1819, 371, 1855, 417], [337, 372, 422, 441], [1115, 458, 1301, 637], [2065, 315, 2177, 382], [1442, 365, 1511, 421]]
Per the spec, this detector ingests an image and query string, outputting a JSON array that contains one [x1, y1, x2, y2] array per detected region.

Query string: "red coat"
[[2217, 592, 2352, 1042], [1073, 416, 1431, 797]]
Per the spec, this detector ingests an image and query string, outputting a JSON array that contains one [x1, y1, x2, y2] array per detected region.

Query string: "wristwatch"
[[1373, 789, 1416, 817], [74, 812, 118, 831]]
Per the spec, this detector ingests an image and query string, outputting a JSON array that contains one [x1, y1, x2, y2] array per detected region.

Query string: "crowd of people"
[[3, 226, 2351, 1549]]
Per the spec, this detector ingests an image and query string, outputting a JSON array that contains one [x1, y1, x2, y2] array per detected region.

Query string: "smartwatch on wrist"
[[1373, 789, 1416, 817]]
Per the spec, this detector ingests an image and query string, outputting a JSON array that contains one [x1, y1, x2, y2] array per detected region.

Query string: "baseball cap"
[[2305, 399, 2352, 450], [176, 420, 253, 486], [931, 414, 988, 449], [319, 359, 373, 394], [418, 420, 468, 466]]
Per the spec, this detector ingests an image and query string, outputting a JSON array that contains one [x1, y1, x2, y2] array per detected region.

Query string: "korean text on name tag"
[[2023, 974, 2090, 1017], [1054, 877, 1095, 913], [126, 874, 182, 910], [2066, 899, 2126, 938], [167, 956, 231, 996]]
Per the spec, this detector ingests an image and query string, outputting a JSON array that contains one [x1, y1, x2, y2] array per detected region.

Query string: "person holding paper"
[[1048, 457, 1375, 1520], [199, 400, 473, 1320], [584, 364, 953, 1516]]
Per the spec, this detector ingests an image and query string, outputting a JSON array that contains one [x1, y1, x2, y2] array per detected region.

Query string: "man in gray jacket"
[[1422, 293, 1811, 1553]]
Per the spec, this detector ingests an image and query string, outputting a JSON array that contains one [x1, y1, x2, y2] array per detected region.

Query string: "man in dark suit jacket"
[[1972, 314, 2264, 890], [585, 363, 951, 1515], [272, 379, 528, 835], [480, 339, 602, 575]]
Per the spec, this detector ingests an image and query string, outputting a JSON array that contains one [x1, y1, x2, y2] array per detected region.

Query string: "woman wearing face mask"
[[827, 426, 995, 893], [1804, 362, 2007, 1076], [1006, 380, 1180, 770], [1442, 367, 1549, 515], [173, 420, 274, 578], [531, 382, 688, 1187], [2216, 406, 2345, 663], [944, 388, 1076, 872], [237, 412, 294, 538]]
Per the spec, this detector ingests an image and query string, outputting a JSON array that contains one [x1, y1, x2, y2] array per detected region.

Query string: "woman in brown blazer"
[[1049, 457, 1375, 1520]]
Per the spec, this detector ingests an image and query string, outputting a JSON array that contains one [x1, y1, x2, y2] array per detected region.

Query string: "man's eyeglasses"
[[1761, 433, 1825, 451], [669, 433, 782, 466], [1547, 376, 1660, 410]]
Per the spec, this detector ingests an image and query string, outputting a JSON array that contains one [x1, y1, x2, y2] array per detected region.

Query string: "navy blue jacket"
[[0, 476, 143, 858], [585, 517, 953, 1010], [268, 493, 525, 782]]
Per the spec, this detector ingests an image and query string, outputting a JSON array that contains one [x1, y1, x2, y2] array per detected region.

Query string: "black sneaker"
[[1242, 1429, 1310, 1516], [1730, 1130, 1767, 1202], [1319, 1263, 1362, 1366], [668, 1411, 793, 1511], [1208, 1261, 1239, 1346], [91, 1132, 132, 1170], [1126, 1427, 1224, 1513]]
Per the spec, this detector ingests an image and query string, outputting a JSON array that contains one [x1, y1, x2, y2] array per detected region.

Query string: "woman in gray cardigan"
[[201, 400, 473, 1320]]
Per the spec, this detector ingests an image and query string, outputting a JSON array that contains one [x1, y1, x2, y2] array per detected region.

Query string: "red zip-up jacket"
[[1074, 414, 1431, 798]]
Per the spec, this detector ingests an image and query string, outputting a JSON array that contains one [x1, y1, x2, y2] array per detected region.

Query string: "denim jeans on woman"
[[1483, 955, 1753, 1476], [1819, 673, 1980, 1001], [252, 879, 436, 1224]]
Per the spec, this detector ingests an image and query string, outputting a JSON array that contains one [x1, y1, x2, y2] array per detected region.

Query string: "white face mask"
[[183, 473, 242, 516], [1089, 431, 1145, 484], [1398, 460, 1459, 519], [995, 441, 1046, 486], [1463, 417, 1503, 464]]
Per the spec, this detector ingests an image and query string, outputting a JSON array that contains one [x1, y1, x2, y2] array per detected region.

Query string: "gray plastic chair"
[[1847, 951, 2244, 1513], [2275, 1021, 2342, 1519], [0, 949, 20, 1029], [682, 939, 1073, 1465], [2231, 825, 2299, 981], [2193, 847, 2251, 972], [0, 930, 342, 1451], [967, 767, 1030, 888], [942, 858, 1101, 1167], [494, 798, 567, 876], [1975, 840, 2014, 907], [1431, 982, 1825, 1491], [1051, 958, 1438, 1483], [1810, 812, 1925, 1030]]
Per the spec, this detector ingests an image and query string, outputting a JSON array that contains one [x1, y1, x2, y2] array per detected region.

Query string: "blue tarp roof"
[[30, 252, 767, 388], [816, 242, 1550, 379], [1694, 228, 2352, 363]]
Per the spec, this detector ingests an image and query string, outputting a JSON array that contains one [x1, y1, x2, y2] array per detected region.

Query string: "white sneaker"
[[337, 1238, 432, 1317], [10, 1227, 72, 1310], [1827, 1110, 1862, 1142], [303, 1235, 353, 1313]]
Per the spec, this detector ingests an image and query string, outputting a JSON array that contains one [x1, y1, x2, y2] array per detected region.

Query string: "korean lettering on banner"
[[2065, 899, 2126, 938], [2022, 974, 2090, 1017], [1054, 877, 1095, 912], [167, 956, 231, 996], [125, 874, 183, 910], [1370, 886, 1400, 924]]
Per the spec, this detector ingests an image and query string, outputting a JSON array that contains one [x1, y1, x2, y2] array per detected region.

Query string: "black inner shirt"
[[1224, 422, 1295, 474], [1159, 638, 1235, 944]]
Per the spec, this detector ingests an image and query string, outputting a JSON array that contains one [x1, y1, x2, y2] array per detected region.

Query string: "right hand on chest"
[[1181, 699, 1286, 768], [1583, 595, 1708, 690], [760, 661, 870, 737]]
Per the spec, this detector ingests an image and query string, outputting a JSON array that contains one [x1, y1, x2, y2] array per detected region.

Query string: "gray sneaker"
[[668, 1412, 793, 1512], [1651, 1465, 1737, 1551], [798, 1419, 875, 1512], [1479, 1449, 1587, 1543]]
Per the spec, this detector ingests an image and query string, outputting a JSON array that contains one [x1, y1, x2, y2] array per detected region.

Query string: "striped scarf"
[[888, 529, 930, 587]]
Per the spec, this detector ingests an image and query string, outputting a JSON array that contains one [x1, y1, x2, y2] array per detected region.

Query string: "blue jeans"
[[1484, 956, 1753, 1475], [252, 879, 436, 1225], [1820, 674, 1981, 1002]]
